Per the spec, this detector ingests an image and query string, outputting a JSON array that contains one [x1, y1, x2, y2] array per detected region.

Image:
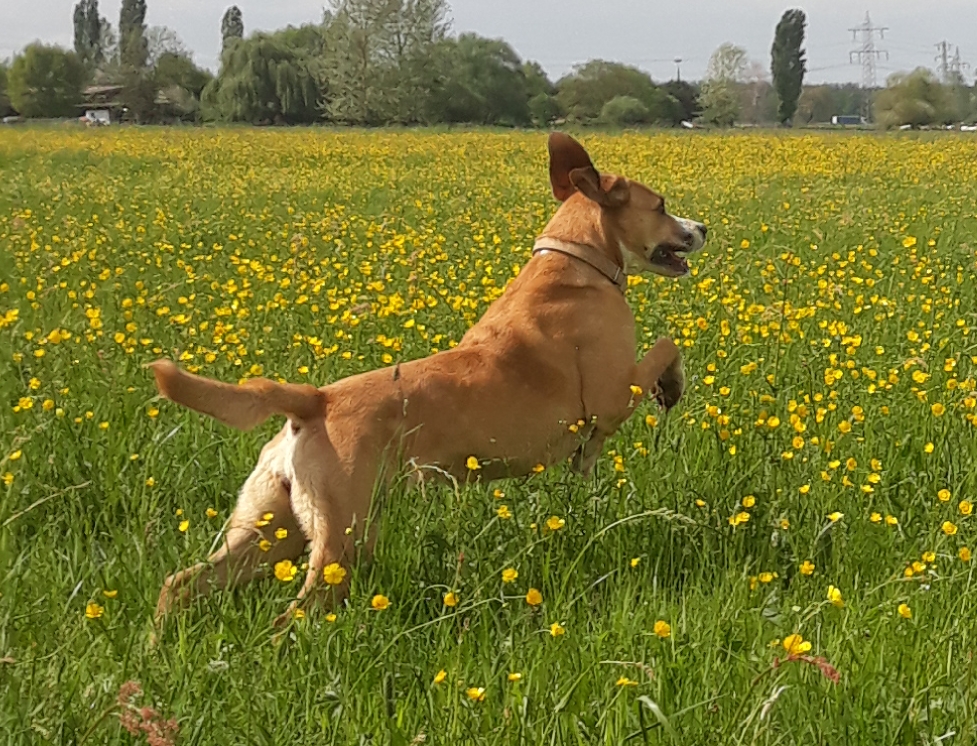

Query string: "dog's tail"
[[147, 360, 326, 431]]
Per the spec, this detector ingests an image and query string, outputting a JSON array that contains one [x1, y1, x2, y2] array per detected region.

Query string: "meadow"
[[2, 127, 977, 745]]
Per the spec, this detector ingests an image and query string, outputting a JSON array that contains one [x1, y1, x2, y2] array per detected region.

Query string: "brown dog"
[[148, 133, 707, 625]]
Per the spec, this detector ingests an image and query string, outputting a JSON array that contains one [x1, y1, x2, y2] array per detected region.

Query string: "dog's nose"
[[698, 224, 708, 238]]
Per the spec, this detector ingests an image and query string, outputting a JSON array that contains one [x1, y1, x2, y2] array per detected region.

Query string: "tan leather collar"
[[532, 237, 627, 293]]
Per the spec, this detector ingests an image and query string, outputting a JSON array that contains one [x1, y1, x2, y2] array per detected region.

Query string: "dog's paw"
[[656, 360, 685, 411]]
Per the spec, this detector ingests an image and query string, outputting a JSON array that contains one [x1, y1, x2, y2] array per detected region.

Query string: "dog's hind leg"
[[155, 462, 306, 621]]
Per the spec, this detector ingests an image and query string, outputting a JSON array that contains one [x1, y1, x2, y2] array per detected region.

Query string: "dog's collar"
[[532, 237, 627, 293]]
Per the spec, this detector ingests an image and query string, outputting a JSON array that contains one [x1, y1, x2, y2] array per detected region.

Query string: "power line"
[[849, 11, 888, 89]]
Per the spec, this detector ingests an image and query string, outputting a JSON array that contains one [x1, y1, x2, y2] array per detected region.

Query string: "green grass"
[[2, 126, 977, 744]]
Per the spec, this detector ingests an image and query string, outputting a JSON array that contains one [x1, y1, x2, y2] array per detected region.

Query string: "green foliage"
[[119, 0, 148, 69], [874, 68, 954, 129], [662, 80, 700, 122], [698, 79, 740, 127], [205, 33, 319, 124], [154, 52, 211, 98], [528, 93, 563, 127], [322, 0, 450, 125], [555, 60, 678, 125], [221, 6, 245, 52], [426, 34, 531, 126], [599, 95, 650, 126], [72, 0, 103, 65], [7, 44, 86, 118], [771, 9, 807, 125], [0, 63, 12, 117]]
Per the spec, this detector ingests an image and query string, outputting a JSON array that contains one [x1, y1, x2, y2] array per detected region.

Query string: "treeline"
[[1, 0, 975, 129]]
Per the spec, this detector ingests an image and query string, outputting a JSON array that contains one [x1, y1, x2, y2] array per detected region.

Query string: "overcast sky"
[[2, 0, 975, 86]]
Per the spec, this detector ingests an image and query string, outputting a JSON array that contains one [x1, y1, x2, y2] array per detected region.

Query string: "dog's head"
[[547, 132, 707, 278]]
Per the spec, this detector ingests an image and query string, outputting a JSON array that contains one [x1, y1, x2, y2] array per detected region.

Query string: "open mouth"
[[649, 244, 690, 275]]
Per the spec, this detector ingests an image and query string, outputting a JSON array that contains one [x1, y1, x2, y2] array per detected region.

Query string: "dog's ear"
[[569, 168, 632, 209], [548, 132, 597, 202]]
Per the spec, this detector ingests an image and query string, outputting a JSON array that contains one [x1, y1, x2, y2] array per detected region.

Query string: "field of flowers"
[[2, 127, 977, 744]]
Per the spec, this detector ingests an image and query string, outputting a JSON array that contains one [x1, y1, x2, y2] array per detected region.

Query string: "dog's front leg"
[[635, 338, 684, 411]]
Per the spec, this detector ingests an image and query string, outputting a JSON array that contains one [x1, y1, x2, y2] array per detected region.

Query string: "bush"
[[600, 96, 650, 126]]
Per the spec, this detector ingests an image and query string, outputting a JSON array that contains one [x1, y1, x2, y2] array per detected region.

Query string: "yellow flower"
[[273, 560, 297, 582], [922, 551, 936, 563], [178, 520, 189, 533], [525, 588, 542, 606], [443, 591, 458, 607], [728, 511, 750, 526], [779, 518, 790, 530], [275, 527, 288, 540], [85, 602, 104, 620], [645, 414, 658, 427], [938, 489, 951, 502], [827, 511, 843, 523], [616, 676, 638, 687], [545, 515, 565, 531], [507, 672, 523, 682], [371, 594, 390, 610], [741, 495, 756, 508], [325, 613, 337, 623], [924, 442, 935, 454], [960, 547, 972, 562], [433, 669, 447, 685], [532, 463, 545, 473], [9, 450, 21, 461], [1, 473, 13, 486], [496, 505, 512, 520], [630, 384, 642, 396], [630, 557, 641, 568], [502, 567, 518, 583], [323, 563, 347, 586], [870, 512, 882, 523], [800, 560, 815, 576], [759, 572, 775, 584], [466, 455, 480, 470], [205, 507, 218, 518], [827, 585, 844, 608], [258, 539, 271, 552], [898, 603, 912, 619], [102, 589, 118, 598], [960, 501, 973, 516], [931, 403, 946, 416], [466, 687, 486, 702], [653, 620, 671, 639], [549, 622, 566, 637], [943, 521, 959, 536], [782, 633, 811, 656], [293, 609, 306, 620], [885, 515, 898, 526], [799, 484, 811, 495]]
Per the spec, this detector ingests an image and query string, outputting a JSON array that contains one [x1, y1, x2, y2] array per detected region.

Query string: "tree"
[[528, 93, 563, 126], [146, 26, 190, 67], [874, 68, 953, 129], [154, 52, 211, 98], [556, 60, 672, 124], [600, 96, 650, 126], [119, 0, 148, 69], [73, 0, 103, 65], [322, 0, 450, 124], [203, 33, 319, 124], [706, 43, 747, 83], [426, 34, 530, 125], [700, 43, 747, 126], [0, 62, 13, 117], [221, 6, 244, 52], [771, 9, 806, 125], [662, 80, 699, 121], [7, 44, 86, 118]]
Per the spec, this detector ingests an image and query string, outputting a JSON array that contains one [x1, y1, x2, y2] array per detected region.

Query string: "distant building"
[[78, 85, 125, 124]]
